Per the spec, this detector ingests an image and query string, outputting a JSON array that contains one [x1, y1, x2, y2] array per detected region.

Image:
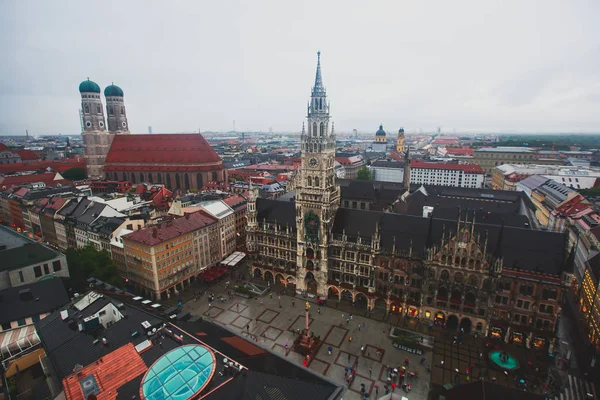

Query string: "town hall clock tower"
[[295, 52, 340, 297]]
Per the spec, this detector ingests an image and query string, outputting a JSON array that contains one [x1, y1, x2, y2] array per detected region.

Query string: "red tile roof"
[[62, 343, 147, 400], [14, 149, 41, 160], [105, 134, 223, 166], [223, 194, 246, 208], [0, 158, 85, 174], [124, 211, 218, 246], [0, 143, 10, 151], [432, 138, 460, 145], [411, 159, 485, 173], [445, 147, 474, 156], [0, 172, 71, 190]]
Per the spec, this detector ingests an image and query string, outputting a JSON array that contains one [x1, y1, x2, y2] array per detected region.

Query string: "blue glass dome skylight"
[[142, 345, 216, 400]]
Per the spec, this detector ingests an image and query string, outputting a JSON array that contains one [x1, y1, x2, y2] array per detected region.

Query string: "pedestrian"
[[328, 346, 333, 355], [292, 300, 295, 307], [348, 336, 353, 343], [420, 356, 426, 365], [361, 345, 365, 353], [270, 292, 273, 299], [350, 313, 353, 320], [246, 324, 250, 332], [375, 385, 379, 397], [369, 367, 373, 376], [318, 307, 321, 314], [208, 302, 211, 308], [348, 353, 351, 362], [346, 318, 350, 325], [358, 323, 361, 331]]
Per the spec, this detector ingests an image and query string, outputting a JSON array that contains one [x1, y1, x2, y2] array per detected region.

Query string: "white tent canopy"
[[220, 251, 246, 267]]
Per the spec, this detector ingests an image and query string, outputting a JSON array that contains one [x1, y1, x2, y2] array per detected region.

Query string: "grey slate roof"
[[256, 198, 296, 229], [0, 231, 63, 272], [0, 278, 70, 324]]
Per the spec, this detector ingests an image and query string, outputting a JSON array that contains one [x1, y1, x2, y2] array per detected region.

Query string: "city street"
[[181, 279, 432, 400]]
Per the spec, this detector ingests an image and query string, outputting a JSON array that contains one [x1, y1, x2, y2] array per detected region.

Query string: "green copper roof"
[[376, 124, 386, 136], [79, 79, 101, 93], [104, 84, 124, 97]]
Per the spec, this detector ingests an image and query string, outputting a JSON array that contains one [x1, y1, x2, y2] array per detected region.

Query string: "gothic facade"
[[246, 53, 572, 347]]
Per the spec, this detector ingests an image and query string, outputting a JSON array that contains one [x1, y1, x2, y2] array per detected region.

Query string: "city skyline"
[[1, 1, 599, 135]]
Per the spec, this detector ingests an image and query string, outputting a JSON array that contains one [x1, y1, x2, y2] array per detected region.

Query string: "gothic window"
[[166, 174, 172, 189], [212, 171, 218, 181], [313, 122, 317, 137], [84, 104, 89, 114], [319, 98, 323, 109], [308, 176, 312, 186], [196, 173, 203, 188], [304, 211, 320, 243], [314, 177, 320, 187], [157, 173, 162, 184], [131, 172, 136, 183], [148, 173, 153, 183], [320, 122, 324, 136], [175, 173, 181, 189], [108, 106, 113, 115], [184, 173, 190, 190], [122, 172, 127, 181], [121, 107, 124, 115], [440, 270, 450, 281], [139, 173, 145, 182], [97, 104, 101, 114]]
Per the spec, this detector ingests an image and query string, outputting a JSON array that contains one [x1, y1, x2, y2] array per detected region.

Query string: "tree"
[[62, 167, 87, 181], [66, 245, 123, 292], [357, 166, 371, 180]]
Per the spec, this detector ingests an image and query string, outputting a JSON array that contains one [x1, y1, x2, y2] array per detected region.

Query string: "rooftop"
[[475, 147, 534, 153], [0, 226, 64, 272], [124, 211, 217, 246], [104, 134, 224, 168], [0, 277, 70, 325]]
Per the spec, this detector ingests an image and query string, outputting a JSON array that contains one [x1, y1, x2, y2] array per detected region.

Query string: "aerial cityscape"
[[1, 2, 599, 400]]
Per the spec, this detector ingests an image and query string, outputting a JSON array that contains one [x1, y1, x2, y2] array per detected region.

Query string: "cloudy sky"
[[1, 1, 599, 135]]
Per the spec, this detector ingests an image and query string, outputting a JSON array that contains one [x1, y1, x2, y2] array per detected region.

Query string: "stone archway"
[[447, 315, 459, 330], [264, 271, 274, 284], [459, 317, 472, 334], [286, 276, 296, 286], [328, 286, 340, 300], [253, 268, 262, 279], [355, 292, 368, 309], [305, 272, 317, 294], [275, 274, 285, 285], [374, 298, 387, 310], [341, 289, 353, 304]]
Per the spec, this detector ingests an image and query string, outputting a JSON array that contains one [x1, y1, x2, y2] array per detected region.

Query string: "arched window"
[[157, 173, 162, 184], [308, 176, 312, 186], [196, 173, 203, 189], [130, 172, 136, 183], [166, 174, 172, 188], [84, 104, 89, 114], [122, 172, 127, 181], [319, 98, 323, 109], [184, 173, 190, 190], [212, 171, 217, 181], [315, 177, 320, 187], [121, 107, 124, 115], [312, 122, 317, 137], [320, 122, 324, 136], [97, 104, 101, 114], [139, 173, 145, 182], [148, 173, 153, 183], [175, 173, 181, 189], [108, 106, 113, 115]]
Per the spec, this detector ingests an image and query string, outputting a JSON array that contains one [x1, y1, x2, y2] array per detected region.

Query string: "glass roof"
[[142, 345, 216, 400]]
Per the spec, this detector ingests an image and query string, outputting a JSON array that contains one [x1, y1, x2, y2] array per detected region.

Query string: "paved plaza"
[[181, 282, 432, 400]]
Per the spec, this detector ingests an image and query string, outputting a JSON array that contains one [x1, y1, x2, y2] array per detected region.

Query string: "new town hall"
[[247, 53, 574, 348]]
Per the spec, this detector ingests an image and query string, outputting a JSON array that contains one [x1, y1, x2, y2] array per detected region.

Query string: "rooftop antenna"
[[233, 120, 236, 133], [25, 130, 29, 140]]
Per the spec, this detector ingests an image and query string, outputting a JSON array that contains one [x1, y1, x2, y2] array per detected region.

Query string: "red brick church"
[[78, 80, 226, 191]]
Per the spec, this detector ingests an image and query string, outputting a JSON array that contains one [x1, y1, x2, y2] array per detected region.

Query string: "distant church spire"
[[312, 51, 325, 97]]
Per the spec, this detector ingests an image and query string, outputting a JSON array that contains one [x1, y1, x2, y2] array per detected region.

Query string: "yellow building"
[[123, 211, 218, 299], [580, 254, 600, 352], [375, 124, 387, 143], [396, 128, 405, 153]]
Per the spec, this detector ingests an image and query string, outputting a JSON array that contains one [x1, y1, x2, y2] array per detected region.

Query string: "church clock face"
[[309, 157, 319, 168]]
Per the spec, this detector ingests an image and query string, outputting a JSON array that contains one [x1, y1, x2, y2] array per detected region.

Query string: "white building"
[[370, 160, 405, 183], [196, 200, 236, 260], [410, 160, 485, 188], [496, 164, 600, 191]]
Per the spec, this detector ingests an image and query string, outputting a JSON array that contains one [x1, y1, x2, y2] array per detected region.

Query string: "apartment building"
[[410, 160, 485, 188], [122, 211, 218, 299]]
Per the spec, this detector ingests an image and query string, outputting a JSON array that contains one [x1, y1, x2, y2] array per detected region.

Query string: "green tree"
[[357, 166, 371, 180], [62, 167, 87, 181], [66, 245, 123, 292]]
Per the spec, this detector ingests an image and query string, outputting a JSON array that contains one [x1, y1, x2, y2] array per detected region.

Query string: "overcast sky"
[[1, 1, 599, 135]]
